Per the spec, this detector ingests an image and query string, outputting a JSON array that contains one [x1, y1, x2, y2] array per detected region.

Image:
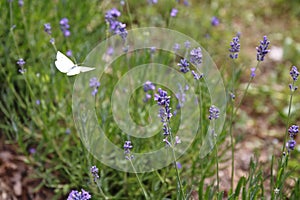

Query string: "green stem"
[[229, 60, 236, 191], [281, 82, 294, 155], [212, 121, 219, 192], [167, 121, 186, 198], [129, 159, 149, 200], [233, 62, 260, 118], [95, 180, 110, 200]]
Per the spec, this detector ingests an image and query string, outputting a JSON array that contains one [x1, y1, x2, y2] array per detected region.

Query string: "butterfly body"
[[55, 51, 95, 76]]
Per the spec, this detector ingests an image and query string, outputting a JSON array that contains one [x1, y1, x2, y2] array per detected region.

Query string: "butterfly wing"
[[78, 66, 95, 73], [55, 51, 75, 73], [66, 66, 95, 76]]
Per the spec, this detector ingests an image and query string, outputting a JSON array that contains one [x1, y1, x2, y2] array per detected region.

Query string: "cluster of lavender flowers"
[[105, 8, 127, 42], [89, 77, 101, 96], [177, 46, 203, 80], [170, 8, 178, 17], [43, 23, 55, 44], [289, 66, 299, 91], [67, 189, 91, 200], [286, 125, 298, 152], [285, 66, 300, 153], [17, 58, 26, 74], [60, 18, 71, 37], [124, 140, 134, 160], [211, 16, 219, 26], [208, 105, 220, 120], [143, 81, 156, 102], [229, 36, 240, 59], [154, 88, 173, 146], [90, 165, 99, 183], [256, 36, 270, 61], [67, 165, 100, 199]]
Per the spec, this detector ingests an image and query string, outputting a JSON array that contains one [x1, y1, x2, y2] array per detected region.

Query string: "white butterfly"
[[55, 51, 95, 76]]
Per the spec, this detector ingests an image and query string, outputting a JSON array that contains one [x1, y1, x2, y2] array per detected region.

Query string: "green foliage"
[[1, 0, 300, 199]]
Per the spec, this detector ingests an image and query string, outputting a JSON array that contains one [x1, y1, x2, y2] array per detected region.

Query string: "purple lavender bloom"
[[124, 141, 133, 153], [115, 22, 127, 41], [256, 36, 270, 61], [286, 139, 296, 152], [60, 18, 71, 37], [148, 0, 158, 4], [50, 38, 55, 44], [18, 0, 23, 6], [230, 92, 235, 100], [288, 125, 299, 139], [44, 23, 52, 35], [190, 47, 202, 65], [89, 77, 100, 96], [183, 0, 189, 6], [66, 50, 72, 57], [17, 58, 26, 67], [184, 40, 191, 49], [143, 81, 155, 92], [290, 66, 299, 81], [89, 77, 100, 88], [175, 136, 181, 144], [150, 46, 156, 54], [65, 128, 71, 135], [178, 59, 190, 73], [60, 18, 69, 26], [208, 105, 220, 120], [124, 141, 134, 160], [63, 30, 71, 37], [250, 68, 256, 78], [107, 46, 114, 56], [176, 161, 182, 169], [154, 88, 170, 107], [105, 8, 127, 42], [229, 36, 240, 59], [143, 93, 152, 102], [29, 148, 36, 154], [162, 122, 170, 135], [211, 16, 219, 26], [105, 8, 121, 21], [173, 43, 180, 52], [36, 100, 41, 105], [67, 189, 91, 200], [91, 88, 98, 96], [90, 166, 99, 182], [170, 8, 178, 17], [191, 70, 203, 80]]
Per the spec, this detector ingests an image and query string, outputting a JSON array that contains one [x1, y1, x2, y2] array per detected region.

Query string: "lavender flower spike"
[[67, 189, 91, 200], [288, 125, 299, 139], [190, 47, 202, 65], [90, 166, 99, 182], [178, 58, 190, 73], [124, 141, 134, 160], [143, 81, 155, 92], [229, 36, 240, 59], [208, 105, 220, 120], [250, 67, 256, 78], [17, 58, 26, 67], [286, 139, 296, 152], [44, 23, 52, 35], [290, 66, 299, 81], [170, 8, 178, 17], [256, 35, 270, 61]]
